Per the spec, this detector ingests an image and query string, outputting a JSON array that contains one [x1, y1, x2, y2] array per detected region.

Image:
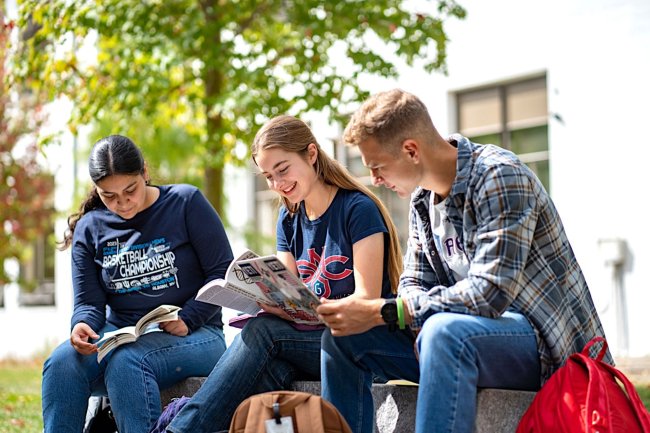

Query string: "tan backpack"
[[228, 390, 352, 433]]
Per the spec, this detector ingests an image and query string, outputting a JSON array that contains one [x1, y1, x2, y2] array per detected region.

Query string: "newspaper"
[[195, 250, 321, 325]]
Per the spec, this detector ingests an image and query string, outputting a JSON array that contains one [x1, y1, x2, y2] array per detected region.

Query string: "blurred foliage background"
[[3, 0, 466, 301], [10, 0, 465, 215], [1, 6, 55, 288]]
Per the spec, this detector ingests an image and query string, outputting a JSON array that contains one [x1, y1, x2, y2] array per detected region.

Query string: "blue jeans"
[[321, 311, 541, 433], [167, 315, 323, 433], [42, 323, 226, 433]]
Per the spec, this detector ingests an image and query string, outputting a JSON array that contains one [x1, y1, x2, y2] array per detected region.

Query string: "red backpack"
[[517, 337, 650, 433]]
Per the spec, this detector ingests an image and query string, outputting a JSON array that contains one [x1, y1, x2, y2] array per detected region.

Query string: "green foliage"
[[12, 0, 465, 214], [91, 114, 204, 187], [1, 7, 56, 286], [240, 220, 277, 256]]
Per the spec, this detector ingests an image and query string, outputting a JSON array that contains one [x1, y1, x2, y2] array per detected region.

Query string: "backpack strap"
[[581, 336, 608, 361], [294, 394, 325, 433], [598, 362, 650, 431], [576, 349, 650, 433], [243, 393, 274, 433]]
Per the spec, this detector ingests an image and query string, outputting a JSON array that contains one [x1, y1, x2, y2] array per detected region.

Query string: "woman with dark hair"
[[162, 115, 402, 433], [42, 135, 234, 433]]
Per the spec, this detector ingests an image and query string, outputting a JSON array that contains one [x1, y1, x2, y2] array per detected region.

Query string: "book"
[[96, 304, 181, 363], [195, 250, 322, 325]]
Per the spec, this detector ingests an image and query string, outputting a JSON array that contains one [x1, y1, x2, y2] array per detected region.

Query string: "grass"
[[0, 359, 649, 433], [0, 359, 43, 433], [637, 384, 650, 412]]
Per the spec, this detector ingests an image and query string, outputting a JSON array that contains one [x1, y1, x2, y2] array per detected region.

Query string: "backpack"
[[516, 337, 650, 433], [229, 390, 352, 433], [84, 396, 118, 433]]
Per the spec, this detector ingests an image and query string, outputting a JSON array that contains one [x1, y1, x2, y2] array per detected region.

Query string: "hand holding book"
[[96, 304, 181, 363]]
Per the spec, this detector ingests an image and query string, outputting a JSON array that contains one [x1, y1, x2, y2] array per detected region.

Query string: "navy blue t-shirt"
[[70, 184, 234, 333], [277, 188, 391, 299]]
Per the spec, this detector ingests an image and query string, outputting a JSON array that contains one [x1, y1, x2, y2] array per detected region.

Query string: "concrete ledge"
[[160, 378, 535, 433], [475, 388, 536, 433]]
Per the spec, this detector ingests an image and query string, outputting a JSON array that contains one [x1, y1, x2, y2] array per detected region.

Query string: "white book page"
[[195, 280, 263, 315], [97, 326, 137, 345]]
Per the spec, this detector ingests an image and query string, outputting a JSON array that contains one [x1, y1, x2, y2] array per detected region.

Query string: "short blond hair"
[[343, 89, 435, 152]]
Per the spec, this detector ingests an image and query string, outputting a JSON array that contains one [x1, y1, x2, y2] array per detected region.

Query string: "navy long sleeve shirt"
[[70, 184, 234, 333]]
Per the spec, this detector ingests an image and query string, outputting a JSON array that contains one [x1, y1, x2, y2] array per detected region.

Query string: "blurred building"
[[253, 0, 650, 359]]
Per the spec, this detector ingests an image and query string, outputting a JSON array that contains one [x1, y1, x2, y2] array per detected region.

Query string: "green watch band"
[[397, 297, 406, 330]]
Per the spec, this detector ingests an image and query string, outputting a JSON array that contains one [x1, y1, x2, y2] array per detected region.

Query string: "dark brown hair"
[[59, 135, 145, 250]]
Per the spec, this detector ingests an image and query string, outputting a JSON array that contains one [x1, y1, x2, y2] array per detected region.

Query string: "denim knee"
[[321, 327, 335, 351], [417, 312, 471, 353], [43, 341, 84, 378], [107, 344, 147, 367], [239, 315, 286, 347], [321, 327, 355, 357]]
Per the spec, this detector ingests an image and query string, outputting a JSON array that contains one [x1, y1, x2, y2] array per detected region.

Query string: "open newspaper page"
[[195, 250, 269, 315], [196, 250, 322, 325], [236, 255, 321, 325]]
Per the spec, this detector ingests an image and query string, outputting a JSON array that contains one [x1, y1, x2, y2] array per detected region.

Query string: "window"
[[18, 230, 56, 306], [457, 75, 550, 190]]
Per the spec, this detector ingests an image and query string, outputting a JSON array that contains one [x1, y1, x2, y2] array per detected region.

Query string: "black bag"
[[84, 396, 118, 433]]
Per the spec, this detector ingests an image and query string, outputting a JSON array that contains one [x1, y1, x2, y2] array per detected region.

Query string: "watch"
[[380, 299, 398, 332]]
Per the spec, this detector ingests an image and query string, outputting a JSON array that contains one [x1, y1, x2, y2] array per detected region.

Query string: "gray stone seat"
[[160, 377, 535, 433]]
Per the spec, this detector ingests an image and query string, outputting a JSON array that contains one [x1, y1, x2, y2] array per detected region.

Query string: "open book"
[[195, 250, 321, 325], [96, 304, 181, 363]]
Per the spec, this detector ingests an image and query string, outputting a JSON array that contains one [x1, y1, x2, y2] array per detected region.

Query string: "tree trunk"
[[201, 0, 226, 220], [204, 164, 224, 219]]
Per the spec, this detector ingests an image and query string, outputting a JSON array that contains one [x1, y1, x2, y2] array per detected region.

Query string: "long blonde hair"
[[252, 115, 402, 293]]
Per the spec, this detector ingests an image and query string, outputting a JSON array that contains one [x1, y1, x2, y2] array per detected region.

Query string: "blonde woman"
[[163, 115, 401, 433]]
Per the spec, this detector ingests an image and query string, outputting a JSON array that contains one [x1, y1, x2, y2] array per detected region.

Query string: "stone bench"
[[160, 377, 535, 433]]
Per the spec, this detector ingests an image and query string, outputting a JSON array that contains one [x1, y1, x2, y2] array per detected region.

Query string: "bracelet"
[[396, 297, 406, 330]]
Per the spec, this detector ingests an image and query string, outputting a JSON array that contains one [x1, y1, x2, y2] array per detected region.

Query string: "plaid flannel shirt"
[[399, 134, 610, 382]]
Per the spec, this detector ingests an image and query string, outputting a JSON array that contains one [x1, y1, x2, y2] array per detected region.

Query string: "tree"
[[1, 6, 55, 287], [13, 0, 465, 215]]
